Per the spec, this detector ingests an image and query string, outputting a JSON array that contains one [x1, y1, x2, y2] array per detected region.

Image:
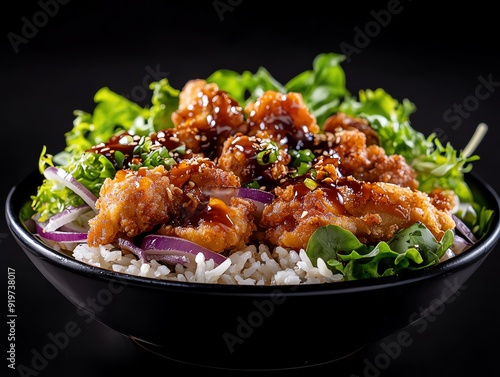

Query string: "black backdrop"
[[1, 1, 499, 376]]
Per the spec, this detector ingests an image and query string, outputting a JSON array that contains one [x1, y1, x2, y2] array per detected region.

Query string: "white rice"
[[71, 242, 344, 285]]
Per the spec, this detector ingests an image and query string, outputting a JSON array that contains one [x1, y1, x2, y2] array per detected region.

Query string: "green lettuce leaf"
[[64, 87, 151, 156], [207, 67, 285, 107], [284, 52, 349, 126], [306, 223, 455, 281], [148, 78, 180, 131]]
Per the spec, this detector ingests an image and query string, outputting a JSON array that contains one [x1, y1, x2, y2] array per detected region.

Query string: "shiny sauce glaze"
[[226, 135, 281, 189], [181, 197, 233, 229]]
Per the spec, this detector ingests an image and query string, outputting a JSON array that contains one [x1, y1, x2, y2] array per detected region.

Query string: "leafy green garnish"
[[207, 52, 348, 126], [31, 152, 115, 222], [284, 53, 349, 126], [65, 87, 151, 155], [306, 223, 455, 281], [207, 67, 285, 107], [64, 79, 180, 157], [149, 78, 180, 131]]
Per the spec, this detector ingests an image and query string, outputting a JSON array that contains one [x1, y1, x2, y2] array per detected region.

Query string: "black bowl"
[[5, 170, 500, 371]]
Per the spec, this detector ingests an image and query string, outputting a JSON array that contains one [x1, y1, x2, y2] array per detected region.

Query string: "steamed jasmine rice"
[[71, 243, 343, 285]]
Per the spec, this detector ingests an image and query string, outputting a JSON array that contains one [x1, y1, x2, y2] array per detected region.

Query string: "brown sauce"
[[182, 198, 233, 229]]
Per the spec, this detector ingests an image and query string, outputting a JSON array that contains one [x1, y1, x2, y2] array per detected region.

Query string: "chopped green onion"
[[304, 178, 317, 190], [256, 142, 279, 165]]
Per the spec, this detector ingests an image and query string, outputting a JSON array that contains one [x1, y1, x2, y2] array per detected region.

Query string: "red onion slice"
[[452, 214, 478, 244], [60, 223, 90, 233], [118, 238, 147, 263], [452, 234, 472, 255], [140, 234, 227, 265], [35, 220, 88, 243], [145, 253, 191, 266], [43, 166, 97, 213], [44, 204, 92, 232], [201, 186, 274, 217], [237, 187, 274, 204]]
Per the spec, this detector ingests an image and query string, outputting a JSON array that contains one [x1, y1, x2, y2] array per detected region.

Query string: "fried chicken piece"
[[216, 133, 291, 188], [163, 157, 258, 252], [159, 196, 257, 253], [87, 157, 244, 248], [87, 166, 182, 247], [260, 177, 455, 251], [323, 112, 379, 146], [87, 156, 257, 252], [171, 79, 248, 159], [313, 128, 419, 189], [245, 90, 319, 149]]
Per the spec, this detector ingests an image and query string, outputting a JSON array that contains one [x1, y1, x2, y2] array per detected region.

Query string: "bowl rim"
[[5, 169, 500, 296]]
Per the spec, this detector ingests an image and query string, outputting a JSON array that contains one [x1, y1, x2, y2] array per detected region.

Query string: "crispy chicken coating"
[[87, 165, 181, 247], [323, 112, 379, 146], [260, 176, 455, 251], [313, 128, 419, 189], [171, 79, 248, 159], [158, 196, 257, 253]]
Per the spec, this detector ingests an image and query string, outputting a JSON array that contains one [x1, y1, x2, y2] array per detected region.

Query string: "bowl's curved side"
[[5, 170, 500, 370]]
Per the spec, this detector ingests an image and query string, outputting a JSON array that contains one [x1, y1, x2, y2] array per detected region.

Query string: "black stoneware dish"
[[5, 170, 500, 371]]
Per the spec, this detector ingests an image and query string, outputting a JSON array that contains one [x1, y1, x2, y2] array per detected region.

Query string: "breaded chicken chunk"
[[87, 156, 258, 253], [158, 196, 257, 253], [216, 133, 291, 188], [171, 79, 248, 159], [87, 165, 182, 247], [313, 128, 419, 189], [260, 176, 455, 251]]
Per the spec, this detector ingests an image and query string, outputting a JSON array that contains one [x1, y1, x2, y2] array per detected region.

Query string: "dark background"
[[1, 1, 499, 376]]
